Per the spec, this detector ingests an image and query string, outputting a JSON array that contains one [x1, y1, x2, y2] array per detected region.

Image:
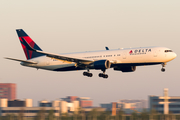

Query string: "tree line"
[[1, 109, 180, 120]]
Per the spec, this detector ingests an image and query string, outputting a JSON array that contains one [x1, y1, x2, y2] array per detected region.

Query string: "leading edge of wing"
[[21, 37, 93, 64]]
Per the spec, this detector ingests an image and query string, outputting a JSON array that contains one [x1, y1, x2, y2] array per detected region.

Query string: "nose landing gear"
[[161, 68, 165, 72], [161, 63, 166, 72]]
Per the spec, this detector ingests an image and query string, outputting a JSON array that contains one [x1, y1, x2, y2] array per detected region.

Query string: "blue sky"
[[0, 0, 180, 106]]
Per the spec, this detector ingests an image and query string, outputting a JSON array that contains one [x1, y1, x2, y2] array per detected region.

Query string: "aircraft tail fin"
[[16, 29, 44, 60]]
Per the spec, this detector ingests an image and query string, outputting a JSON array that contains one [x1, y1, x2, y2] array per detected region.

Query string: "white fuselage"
[[21, 46, 177, 71]]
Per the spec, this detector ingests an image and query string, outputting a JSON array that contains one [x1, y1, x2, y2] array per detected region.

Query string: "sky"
[[0, 0, 180, 106]]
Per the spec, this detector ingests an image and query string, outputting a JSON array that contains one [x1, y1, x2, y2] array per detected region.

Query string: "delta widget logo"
[[129, 50, 133, 54]]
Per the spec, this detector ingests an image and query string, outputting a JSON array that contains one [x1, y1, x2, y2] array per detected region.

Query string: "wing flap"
[[37, 50, 92, 63]]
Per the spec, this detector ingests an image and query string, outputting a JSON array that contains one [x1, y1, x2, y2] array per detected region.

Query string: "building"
[[39, 100, 52, 107], [100, 99, 148, 114], [8, 99, 32, 107], [61, 96, 93, 108], [81, 107, 106, 113], [60, 100, 79, 113], [100, 102, 119, 111], [39, 99, 79, 114], [78, 97, 93, 108], [0, 99, 32, 107], [61, 96, 78, 102], [149, 88, 180, 114], [0, 99, 60, 118], [0, 96, 94, 118], [0, 107, 60, 118], [118, 99, 148, 109], [0, 83, 16, 100], [101, 99, 148, 111]]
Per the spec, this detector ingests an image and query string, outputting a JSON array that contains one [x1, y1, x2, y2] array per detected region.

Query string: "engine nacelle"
[[91, 60, 111, 70], [114, 66, 136, 72]]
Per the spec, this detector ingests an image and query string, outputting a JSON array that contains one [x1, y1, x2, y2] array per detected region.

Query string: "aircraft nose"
[[171, 52, 177, 59], [172, 52, 177, 59]]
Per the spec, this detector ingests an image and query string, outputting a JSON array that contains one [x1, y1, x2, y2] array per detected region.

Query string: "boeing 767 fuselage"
[[5, 29, 177, 78]]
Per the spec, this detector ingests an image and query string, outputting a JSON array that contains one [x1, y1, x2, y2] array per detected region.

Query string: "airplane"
[[5, 29, 177, 79]]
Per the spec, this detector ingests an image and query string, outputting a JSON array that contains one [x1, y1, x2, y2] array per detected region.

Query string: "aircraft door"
[[154, 51, 158, 57], [46, 58, 51, 65], [122, 51, 132, 63], [123, 53, 126, 59], [154, 49, 160, 57]]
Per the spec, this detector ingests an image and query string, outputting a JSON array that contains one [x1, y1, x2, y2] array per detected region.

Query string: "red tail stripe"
[[19, 36, 35, 59]]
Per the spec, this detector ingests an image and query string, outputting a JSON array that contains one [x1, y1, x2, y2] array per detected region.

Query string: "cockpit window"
[[165, 50, 173, 52]]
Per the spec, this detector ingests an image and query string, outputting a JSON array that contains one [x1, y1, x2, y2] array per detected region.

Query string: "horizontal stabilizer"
[[5, 57, 37, 64]]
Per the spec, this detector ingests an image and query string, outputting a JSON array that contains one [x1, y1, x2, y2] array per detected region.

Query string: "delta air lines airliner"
[[5, 29, 177, 78]]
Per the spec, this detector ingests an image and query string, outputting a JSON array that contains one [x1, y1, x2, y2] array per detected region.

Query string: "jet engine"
[[90, 60, 111, 70], [114, 66, 136, 72]]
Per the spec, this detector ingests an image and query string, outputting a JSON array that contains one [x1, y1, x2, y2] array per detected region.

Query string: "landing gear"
[[83, 68, 109, 78], [83, 72, 93, 77], [161, 68, 165, 72], [83, 69, 93, 77], [99, 73, 108, 78], [161, 63, 166, 72], [99, 69, 108, 78]]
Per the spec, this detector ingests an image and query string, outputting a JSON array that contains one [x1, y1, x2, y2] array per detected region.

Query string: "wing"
[[21, 37, 93, 64]]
